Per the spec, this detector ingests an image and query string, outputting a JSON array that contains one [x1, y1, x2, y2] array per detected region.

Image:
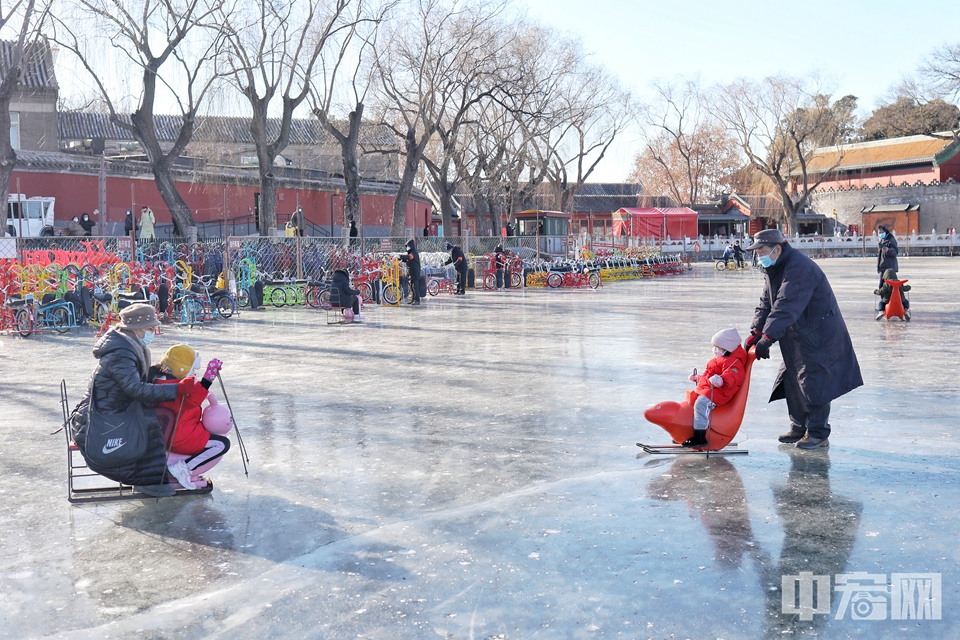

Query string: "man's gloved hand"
[[203, 358, 223, 381], [178, 376, 195, 394], [744, 331, 762, 349], [754, 338, 774, 360], [873, 288, 881, 296], [709, 374, 723, 387]]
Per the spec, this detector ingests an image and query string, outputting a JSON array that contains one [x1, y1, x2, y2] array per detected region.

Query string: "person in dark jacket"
[[78, 212, 95, 236], [444, 242, 468, 294], [494, 244, 509, 290], [876, 225, 898, 287], [331, 269, 362, 317], [744, 229, 863, 450], [124, 209, 138, 237], [398, 239, 422, 305], [70, 304, 187, 497]]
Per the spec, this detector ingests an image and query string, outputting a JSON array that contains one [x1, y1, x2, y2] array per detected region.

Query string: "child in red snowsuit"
[[149, 344, 226, 489], [684, 328, 747, 447]]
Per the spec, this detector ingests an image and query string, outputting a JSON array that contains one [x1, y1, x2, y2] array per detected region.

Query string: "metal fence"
[[5, 231, 956, 274]]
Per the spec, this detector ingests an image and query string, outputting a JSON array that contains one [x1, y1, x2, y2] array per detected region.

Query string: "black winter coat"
[[71, 329, 178, 486], [445, 246, 468, 272], [751, 243, 863, 407], [877, 235, 899, 273], [331, 270, 359, 307], [399, 247, 421, 279]]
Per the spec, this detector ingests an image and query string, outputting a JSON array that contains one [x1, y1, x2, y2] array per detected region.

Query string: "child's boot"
[[683, 429, 708, 447]]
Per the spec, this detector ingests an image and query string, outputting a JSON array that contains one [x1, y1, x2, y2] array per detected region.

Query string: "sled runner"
[[636, 348, 756, 455]]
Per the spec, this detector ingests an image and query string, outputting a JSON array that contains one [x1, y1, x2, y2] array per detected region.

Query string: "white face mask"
[[139, 332, 155, 347], [713, 346, 726, 357]]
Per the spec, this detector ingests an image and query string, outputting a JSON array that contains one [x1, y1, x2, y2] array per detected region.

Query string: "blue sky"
[[517, 0, 960, 180]]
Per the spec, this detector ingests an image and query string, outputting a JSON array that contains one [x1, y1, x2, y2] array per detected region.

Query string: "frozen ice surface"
[[1, 257, 958, 638]]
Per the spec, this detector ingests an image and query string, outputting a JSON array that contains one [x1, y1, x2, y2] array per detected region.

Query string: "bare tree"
[[372, 0, 506, 236], [632, 78, 742, 205], [713, 75, 846, 234], [0, 0, 52, 221], [542, 63, 635, 214], [915, 43, 960, 141], [221, 0, 360, 236], [53, 0, 227, 238], [312, 6, 388, 235]]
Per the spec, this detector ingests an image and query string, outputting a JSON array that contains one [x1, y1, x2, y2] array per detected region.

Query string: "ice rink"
[[2, 256, 958, 638]]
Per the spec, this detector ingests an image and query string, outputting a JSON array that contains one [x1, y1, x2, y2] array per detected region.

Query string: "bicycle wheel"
[[15, 309, 33, 337], [318, 288, 331, 308], [93, 301, 110, 325], [216, 295, 236, 318], [49, 306, 71, 333], [510, 272, 522, 288], [483, 273, 496, 290], [427, 279, 441, 296], [382, 283, 400, 305], [358, 282, 373, 302], [237, 288, 250, 308], [715, 261, 726, 271], [588, 272, 600, 289], [270, 287, 287, 307], [547, 272, 563, 288]]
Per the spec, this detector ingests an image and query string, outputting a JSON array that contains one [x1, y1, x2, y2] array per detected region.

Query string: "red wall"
[[9, 169, 429, 231]]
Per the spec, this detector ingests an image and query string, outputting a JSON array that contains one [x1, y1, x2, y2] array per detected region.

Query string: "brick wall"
[[812, 180, 960, 233]]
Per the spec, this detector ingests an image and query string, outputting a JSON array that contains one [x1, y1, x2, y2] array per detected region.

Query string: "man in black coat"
[[744, 229, 863, 449], [444, 242, 468, 294], [398, 239, 422, 305]]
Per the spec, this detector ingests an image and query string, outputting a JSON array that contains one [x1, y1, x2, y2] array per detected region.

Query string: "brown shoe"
[[796, 436, 829, 450], [778, 430, 805, 444]]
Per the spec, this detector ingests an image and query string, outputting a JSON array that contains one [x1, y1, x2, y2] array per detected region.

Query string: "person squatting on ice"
[[744, 229, 863, 450], [70, 304, 182, 497], [149, 345, 230, 490], [684, 328, 747, 447], [875, 268, 911, 320]]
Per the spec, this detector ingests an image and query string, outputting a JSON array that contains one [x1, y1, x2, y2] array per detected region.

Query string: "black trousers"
[[783, 372, 831, 439], [455, 267, 467, 293]]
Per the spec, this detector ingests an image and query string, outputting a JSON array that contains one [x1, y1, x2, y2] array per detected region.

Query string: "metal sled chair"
[[636, 348, 756, 455], [61, 380, 212, 503]]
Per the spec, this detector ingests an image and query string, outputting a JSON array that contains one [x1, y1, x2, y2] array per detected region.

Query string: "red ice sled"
[[639, 348, 756, 453], [884, 279, 908, 320]]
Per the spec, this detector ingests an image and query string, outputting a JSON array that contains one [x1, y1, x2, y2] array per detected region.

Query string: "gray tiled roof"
[[0, 39, 57, 89], [58, 112, 399, 147]]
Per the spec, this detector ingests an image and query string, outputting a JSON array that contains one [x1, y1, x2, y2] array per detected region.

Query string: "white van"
[[4, 194, 56, 237]]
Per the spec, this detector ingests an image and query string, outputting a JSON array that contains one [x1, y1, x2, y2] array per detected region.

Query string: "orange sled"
[[637, 348, 756, 454], [883, 279, 909, 320]]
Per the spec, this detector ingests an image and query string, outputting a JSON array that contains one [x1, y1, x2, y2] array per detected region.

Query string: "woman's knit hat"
[[116, 303, 160, 331], [712, 328, 742, 353], [161, 344, 197, 379]]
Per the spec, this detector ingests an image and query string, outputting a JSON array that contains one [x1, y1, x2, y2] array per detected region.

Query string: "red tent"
[[613, 208, 698, 239]]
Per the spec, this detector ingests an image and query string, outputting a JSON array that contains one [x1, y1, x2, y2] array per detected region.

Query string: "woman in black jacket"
[[876, 225, 898, 287], [71, 304, 186, 497], [78, 213, 95, 236], [331, 269, 362, 316]]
